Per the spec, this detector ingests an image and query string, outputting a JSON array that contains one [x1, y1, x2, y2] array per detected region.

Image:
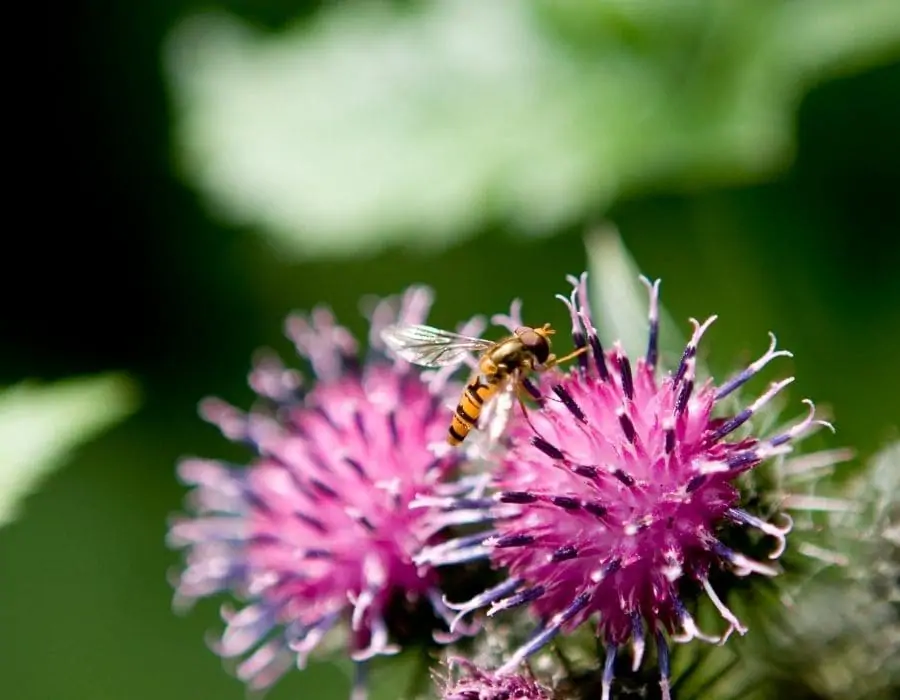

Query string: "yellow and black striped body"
[[446, 334, 547, 445], [449, 373, 505, 445]]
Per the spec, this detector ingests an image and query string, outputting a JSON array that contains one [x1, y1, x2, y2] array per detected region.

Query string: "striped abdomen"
[[448, 373, 503, 445]]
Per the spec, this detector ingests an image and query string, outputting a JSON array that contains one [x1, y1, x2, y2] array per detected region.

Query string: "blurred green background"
[[2, 2, 899, 699]]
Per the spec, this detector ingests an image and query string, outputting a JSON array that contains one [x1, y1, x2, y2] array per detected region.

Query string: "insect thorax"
[[484, 337, 536, 376]]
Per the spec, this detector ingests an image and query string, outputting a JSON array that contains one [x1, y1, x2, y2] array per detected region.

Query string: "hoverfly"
[[380, 322, 586, 446]]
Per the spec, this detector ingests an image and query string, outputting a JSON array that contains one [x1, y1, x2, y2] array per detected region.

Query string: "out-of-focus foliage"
[[586, 225, 685, 362], [0, 374, 138, 528], [165, 0, 900, 258], [737, 441, 900, 699]]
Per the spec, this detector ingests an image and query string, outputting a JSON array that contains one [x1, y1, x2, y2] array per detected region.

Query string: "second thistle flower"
[[168, 288, 477, 697], [438, 658, 551, 700]]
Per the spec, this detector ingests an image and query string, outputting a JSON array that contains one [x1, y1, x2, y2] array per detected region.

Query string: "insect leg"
[[513, 372, 543, 438], [479, 355, 500, 375], [545, 346, 588, 369]]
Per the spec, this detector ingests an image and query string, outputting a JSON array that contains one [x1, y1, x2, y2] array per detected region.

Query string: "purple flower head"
[[439, 658, 551, 700], [417, 273, 832, 700], [167, 287, 476, 696]]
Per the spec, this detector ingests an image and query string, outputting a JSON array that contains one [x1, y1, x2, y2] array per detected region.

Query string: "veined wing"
[[380, 324, 494, 368]]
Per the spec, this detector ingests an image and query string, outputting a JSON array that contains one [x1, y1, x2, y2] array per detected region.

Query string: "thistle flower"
[[439, 658, 551, 700], [167, 287, 477, 697], [417, 273, 831, 700]]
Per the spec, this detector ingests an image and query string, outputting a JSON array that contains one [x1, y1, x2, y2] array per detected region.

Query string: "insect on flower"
[[380, 322, 586, 446], [416, 272, 834, 700]]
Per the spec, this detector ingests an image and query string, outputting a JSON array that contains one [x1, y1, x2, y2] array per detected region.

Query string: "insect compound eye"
[[518, 328, 551, 364]]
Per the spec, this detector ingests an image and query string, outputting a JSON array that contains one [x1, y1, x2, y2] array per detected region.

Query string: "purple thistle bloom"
[[167, 287, 475, 697], [439, 658, 551, 700], [417, 273, 832, 700]]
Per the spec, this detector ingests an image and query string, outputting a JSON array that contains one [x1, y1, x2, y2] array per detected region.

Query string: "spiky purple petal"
[[168, 287, 471, 696], [419, 273, 832, 695], [439, 658, 551, 700]]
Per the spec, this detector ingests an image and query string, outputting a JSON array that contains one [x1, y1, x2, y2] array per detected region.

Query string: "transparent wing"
[[380, 324, 495, 368], [481, 375, 518, 445]]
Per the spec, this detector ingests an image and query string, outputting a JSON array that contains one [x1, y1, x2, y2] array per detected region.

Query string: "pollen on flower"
[[416, 273, 832, 700], [167, 286, 477, 698]]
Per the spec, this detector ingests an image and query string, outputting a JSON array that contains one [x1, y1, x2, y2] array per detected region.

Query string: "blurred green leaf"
[[585, 224, 686, 363], [0, 374, 139, 528], [165, 0, 900, 258], [367, 649, 433, 700]]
